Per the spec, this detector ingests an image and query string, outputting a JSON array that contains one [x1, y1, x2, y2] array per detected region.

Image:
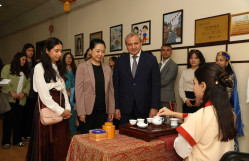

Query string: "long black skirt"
[[26, 89, 71, 161]]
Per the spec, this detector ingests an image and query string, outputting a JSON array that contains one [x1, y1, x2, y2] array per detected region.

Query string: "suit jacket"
[[113, 51, 160, 114], [159, 58, 178, 102], [1, 64, 30, 106], [75, 59, 115, 116]]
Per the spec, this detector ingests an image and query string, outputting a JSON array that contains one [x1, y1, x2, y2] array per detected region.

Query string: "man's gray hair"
[[125, 32, 142, 44]]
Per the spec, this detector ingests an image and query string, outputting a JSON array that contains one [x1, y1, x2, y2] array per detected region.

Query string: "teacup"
[[129, 119, 137, 125], [152, 116, 164, 125], [147, 118, 153, 123], [137, 118, 145, 124], [170, 118, 179, 126]]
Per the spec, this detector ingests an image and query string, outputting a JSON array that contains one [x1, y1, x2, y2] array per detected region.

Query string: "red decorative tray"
[[119, 123, 179, 142]]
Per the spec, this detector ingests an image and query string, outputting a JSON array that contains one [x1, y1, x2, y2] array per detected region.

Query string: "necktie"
[[132, 55, 138, 78]]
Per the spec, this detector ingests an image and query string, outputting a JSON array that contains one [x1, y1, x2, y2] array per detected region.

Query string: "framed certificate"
[[195, 13, 230, 45], [230, 11, 249, 36]]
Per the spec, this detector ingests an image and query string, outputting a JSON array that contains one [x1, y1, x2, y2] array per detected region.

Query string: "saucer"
[[137, 122, 148, 128]]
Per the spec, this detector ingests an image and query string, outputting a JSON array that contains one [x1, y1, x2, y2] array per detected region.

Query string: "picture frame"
[[90, 31, 103, 42], [230, 11, 249, 36], [163, 9, 183, 45], [195, 13, 230, 45], [75, 33, 84, 56], [131, 20, 151, 45], [110, 24, 123, 52], [62, 49, 71, 60]]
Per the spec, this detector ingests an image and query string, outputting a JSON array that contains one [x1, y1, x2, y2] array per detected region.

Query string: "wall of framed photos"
[[0, 0, 249, 152]]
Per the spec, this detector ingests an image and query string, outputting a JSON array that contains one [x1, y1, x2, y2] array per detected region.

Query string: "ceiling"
[[0, 0, 99, 38]]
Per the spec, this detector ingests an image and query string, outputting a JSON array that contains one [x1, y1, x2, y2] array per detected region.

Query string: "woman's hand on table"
[[79, 115, 86, 123], [157, 107, 174, 117], [115, 109, 121, 120], [108, 113, 114, 122]]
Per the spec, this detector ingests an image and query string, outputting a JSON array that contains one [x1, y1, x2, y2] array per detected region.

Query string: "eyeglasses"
[[65, 57, 72, 60]]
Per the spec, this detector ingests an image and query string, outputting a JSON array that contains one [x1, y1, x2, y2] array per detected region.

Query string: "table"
[[66, 131, 182, 161]]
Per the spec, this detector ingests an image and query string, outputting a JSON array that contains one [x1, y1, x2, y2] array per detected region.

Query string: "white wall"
[[0, 0, 249, 152]]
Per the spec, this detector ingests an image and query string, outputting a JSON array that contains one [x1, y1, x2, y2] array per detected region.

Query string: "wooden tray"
[[119, 123, 179, 142]]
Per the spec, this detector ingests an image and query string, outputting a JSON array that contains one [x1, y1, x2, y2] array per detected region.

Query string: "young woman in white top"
[[179, 49, 205, 113], [26, 37, 71, 161], [158, 63, 237, 161]]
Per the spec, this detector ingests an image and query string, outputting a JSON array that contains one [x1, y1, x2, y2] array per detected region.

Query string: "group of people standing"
[[1, 44, 36, 149], [0, 31, 243, 161]]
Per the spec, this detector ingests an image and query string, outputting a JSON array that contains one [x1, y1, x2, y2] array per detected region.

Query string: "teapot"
[[152, 116, 164, 125]]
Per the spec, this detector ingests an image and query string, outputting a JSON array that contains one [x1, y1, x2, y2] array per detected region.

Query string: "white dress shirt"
[[130, 50, 141, 72], [33, 63, 71, 116], [16, 72, 24, 94], [160, 58, 170, 71]]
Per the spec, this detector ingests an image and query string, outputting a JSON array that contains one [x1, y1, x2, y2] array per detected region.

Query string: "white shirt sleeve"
[[174, 133, 192, 159], [33, 64, 65, 116]]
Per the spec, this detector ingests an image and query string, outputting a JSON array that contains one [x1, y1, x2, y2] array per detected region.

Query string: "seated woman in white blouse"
[[157, 63, 237, 161]]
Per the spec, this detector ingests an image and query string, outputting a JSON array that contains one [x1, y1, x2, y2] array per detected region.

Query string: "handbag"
[[0, 89, 11, 114], [38, 90, 63, 125]]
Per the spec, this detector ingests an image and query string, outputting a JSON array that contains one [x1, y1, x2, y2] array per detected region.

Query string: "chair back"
[[220, 151, 249, 161]]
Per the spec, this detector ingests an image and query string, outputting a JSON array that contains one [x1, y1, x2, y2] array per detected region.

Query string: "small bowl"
[[129, 119, 137, 125], [137, 118, 145, 124], [137, 122, 148, 128], [170, 118, 180, 126], [147, 118, 153, 123]]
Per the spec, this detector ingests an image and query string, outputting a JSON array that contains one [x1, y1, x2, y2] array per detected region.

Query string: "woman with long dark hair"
[[26, 37, 71, 161], [1, 52, 30, 149], [75, 39, 115, 134], [62, 52, 77, 136], [21, 43, 37, 141], [157, 63, 237, 160], [179, 49, 205, 113]]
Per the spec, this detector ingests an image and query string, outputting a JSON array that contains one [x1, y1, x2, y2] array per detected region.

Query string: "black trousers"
[[22, 97, 36, 138], [78, 108, 107, 134], [2, 100, 23, 145], [120, 100, 149, 125]]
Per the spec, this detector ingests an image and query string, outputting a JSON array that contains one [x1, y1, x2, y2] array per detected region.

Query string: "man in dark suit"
[[159, 44, 178, 109], [113, 32, 160, 125]]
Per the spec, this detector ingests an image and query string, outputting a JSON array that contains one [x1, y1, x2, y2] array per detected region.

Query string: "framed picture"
[[131, 20, 151, 45], [110, 24, 123, 52], [61, 49, 71, 60], [75, 33, 84, 56], [163, 9, 183, 45], [230, 11, 249, 36], [90, 31, 102, 42], [195, 13, 230, 45]]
